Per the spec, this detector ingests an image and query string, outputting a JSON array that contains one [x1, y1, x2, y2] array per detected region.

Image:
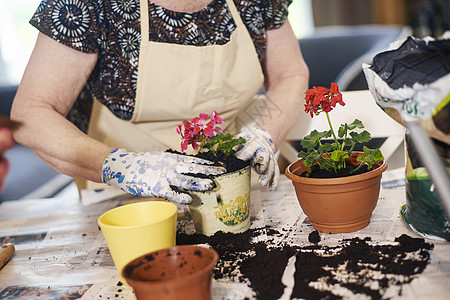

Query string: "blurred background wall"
[[311, 0, 449, 38], [0, 0, 41, 87], [0, 0, 449, 87]]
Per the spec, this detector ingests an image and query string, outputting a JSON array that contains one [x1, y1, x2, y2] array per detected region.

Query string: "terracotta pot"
[[188, 166, 251, 236], [285, 152, 387, 233], [122, 245, 219, 300]]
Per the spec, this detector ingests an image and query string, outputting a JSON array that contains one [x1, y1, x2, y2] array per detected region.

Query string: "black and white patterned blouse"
[[30, 0, 291, 129]]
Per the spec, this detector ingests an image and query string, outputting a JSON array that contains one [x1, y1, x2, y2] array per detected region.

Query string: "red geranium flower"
[[304, 82, 345, 118]]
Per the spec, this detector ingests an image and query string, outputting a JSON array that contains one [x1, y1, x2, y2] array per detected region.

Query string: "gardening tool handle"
[[0, 244, 15, 270]]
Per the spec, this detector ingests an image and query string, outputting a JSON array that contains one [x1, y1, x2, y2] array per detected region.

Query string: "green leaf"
[[343, 137, 354, 147], [301, 130, 331, 150], [307, 152, 322, 161], [356, 146, 384, 170], [330, 150, 349, 162], [317, 159, 335, 172], [321, 143, 335, 153], [347, 119, 364, 130], [349, 130, 371, 143], [200, 133, 246, 157], [338, 120, 364, 138], [369, 148, 384, 161], [338, 123, 348, 139], [303, 160, 313, 167], [219, 136, 246, 156], [297, 151, 308, 158]]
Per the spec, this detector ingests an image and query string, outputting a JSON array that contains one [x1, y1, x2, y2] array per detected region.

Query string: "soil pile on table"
[[178, 227, 296, 300], [292, 235, 433, 299], [177, 229, 434, 300], [308, 230, 321, 244]]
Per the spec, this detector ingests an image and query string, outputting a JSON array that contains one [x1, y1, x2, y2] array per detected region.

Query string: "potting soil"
[[302, 164, 371, 178], [166, 149, 250, 173], [177, 228, 433, 300]]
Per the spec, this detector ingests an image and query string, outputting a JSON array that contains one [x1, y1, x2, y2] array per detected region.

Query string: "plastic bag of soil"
[[363, 32, 450, 241]]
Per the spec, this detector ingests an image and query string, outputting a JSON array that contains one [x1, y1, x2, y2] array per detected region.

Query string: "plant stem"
[[351, 162, 364, 174], [326, 112, 340, 148]]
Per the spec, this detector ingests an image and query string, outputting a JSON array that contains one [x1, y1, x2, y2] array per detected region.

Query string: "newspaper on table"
[[0, 172, 449, 299]]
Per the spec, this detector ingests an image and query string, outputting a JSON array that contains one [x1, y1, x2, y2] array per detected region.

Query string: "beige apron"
[[77, 0, 264, 193]]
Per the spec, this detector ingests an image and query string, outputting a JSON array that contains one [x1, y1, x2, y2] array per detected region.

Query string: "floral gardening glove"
[[235, 127, 279, 191], [102, 148, 226, 204]]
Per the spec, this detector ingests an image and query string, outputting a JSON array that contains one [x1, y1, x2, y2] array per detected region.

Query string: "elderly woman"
[[11, 0, 309, 203]]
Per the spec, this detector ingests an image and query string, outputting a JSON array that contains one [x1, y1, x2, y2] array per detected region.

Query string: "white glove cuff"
[[102, 148, 129, 185]]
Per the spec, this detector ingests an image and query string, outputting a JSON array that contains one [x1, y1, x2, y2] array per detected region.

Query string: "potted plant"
[[175, 111, 251, 236], [285, 83, 387, 233]]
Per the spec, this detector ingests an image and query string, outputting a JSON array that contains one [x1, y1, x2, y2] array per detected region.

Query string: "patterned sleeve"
[[260, 0, 292, 30], [29, 0, 103, 53]]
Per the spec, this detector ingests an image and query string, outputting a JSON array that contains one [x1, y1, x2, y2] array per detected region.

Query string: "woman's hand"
[[0, 127, 14, 192], [0, 127, 14, 157], [102, 149, 226, 204], [235, 127, 279, 190]]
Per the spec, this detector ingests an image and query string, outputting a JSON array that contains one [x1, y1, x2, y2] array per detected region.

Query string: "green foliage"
[[200, 133, 246, 157], [297, 118, 384, 177], [356, 146, 385, 171]]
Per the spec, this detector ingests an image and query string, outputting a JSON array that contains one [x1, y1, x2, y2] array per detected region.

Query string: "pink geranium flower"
[[177, 110, 224, 152]]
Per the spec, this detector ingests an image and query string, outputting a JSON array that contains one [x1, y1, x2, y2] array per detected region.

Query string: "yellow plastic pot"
[[98, 201, 178, 283]]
